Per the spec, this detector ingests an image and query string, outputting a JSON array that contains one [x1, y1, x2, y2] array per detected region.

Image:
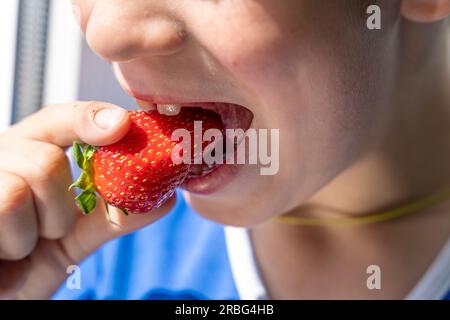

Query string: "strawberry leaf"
[[75, 189, 97, 214], [69, 172, 91, 191], [70, 142, 98, 214], [83, 145, 96, 165], [72, 142, 84, 169]]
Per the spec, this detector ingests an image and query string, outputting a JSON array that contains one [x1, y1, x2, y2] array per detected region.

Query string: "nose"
[[85, 4, 186, 62]]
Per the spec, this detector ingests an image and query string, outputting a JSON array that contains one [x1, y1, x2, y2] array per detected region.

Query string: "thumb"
[[8, 101, 130, 147], [60, 194, 177, 263]]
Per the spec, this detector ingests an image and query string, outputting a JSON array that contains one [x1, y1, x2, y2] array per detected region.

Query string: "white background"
[[0, 0, 135, 134]]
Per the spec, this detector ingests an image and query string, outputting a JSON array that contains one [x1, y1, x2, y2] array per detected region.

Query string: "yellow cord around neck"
[[276, 188, 450, 227]]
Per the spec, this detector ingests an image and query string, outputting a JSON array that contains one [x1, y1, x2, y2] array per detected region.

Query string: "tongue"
[[177, 104, 253, 178], [188, 163, 220, 177], [190, 164, 204, 176]]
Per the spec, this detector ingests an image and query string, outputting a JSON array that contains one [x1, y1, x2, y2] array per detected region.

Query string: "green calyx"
[[69, 142, 98, 214]]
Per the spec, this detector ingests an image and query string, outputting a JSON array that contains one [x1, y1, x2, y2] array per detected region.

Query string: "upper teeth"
[[157, 103, 181, 116]]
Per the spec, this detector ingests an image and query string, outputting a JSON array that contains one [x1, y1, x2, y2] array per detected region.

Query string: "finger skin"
[[0, 259, 30, 299], [15, 195, 176, 300], [0, 101, 174, 299], [6, 101, 130, 147], [0, 139, 77, 240], [0, 101, 131, 239], [61, 194, 177, 262], [0, 171, 38, 260]]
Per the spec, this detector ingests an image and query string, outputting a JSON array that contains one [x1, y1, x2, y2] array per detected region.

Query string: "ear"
[[401, 0, 450, 23]]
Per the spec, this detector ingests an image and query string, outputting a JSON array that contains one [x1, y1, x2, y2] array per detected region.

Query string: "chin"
[[185, 196, 262, 227], [183, 179, 280, 227]]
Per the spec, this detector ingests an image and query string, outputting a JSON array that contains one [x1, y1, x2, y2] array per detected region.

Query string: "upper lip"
[[129, 89, 233, 106], [125, 87, 255, 130], [114, 63, 247, 107]]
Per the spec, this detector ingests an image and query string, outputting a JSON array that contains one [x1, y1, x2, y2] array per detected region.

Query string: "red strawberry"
[[70, 108, 223, 214]]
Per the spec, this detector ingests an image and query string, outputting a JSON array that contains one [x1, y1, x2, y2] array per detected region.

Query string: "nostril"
[[86, 16, 187, 62]]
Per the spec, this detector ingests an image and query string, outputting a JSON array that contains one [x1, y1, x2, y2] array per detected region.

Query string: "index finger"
[[6, 101, 131, 147]]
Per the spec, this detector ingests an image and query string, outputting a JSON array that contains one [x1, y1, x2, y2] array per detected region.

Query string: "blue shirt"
[[52, 190, 239, 300], [52, 190, 450, 300]]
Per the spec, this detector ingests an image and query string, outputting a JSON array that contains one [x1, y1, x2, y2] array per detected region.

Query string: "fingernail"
[[94, 108, 125, 130]]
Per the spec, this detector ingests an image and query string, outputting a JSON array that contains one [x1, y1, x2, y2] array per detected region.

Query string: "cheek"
[[201, 17, 301, 133], [211, 32, 294, 98], [191, 2, 293, 92]]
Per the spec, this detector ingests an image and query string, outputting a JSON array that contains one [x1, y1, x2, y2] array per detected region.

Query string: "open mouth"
[[137, 99, 254, 182]]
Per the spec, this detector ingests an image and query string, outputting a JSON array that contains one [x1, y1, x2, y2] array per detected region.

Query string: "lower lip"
[[131, 96, 252, 193], [181, 163, 241, 194]]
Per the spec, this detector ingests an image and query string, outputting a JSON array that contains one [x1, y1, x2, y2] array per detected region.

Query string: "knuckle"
[[0, 175, 37, 260], [0, 175, 31, 215], [32, 144, 68, 180], [40, 212, 75, 240], [2, 237, 36, 261], [40, 227, 67, 240]]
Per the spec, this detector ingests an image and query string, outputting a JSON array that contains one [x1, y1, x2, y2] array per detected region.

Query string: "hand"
[[0, 101, 175, 299]]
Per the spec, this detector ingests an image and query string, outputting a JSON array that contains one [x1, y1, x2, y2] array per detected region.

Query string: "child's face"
[[74, 0, 400, 225]]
